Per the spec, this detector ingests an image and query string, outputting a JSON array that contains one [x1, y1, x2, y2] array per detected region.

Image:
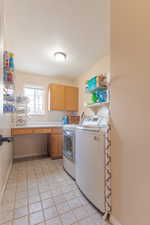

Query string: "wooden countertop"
[[11, 126, 63, 136]]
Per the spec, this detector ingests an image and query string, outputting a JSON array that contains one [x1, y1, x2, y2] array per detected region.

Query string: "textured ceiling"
[[5, 0, 110, 79]]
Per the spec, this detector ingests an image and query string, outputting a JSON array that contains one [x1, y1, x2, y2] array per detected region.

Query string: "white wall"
[[15, 70, 77, 122], [4, 71, 78, 160], [13, 70, 78, 159], [13, 134, 48, 159], [111, 1, 150, 225], [0, 115, 13, 201], [77, 56, 110, 117], [0, 0, 13, 202]]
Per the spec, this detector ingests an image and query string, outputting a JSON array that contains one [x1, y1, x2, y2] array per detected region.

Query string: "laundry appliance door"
[[76, 127, 105, 213], [64, 130, 75, 162]]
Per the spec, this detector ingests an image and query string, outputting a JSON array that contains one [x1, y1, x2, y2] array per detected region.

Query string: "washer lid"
[[63, 124, 78, 130], [76, 126, 101, 132]]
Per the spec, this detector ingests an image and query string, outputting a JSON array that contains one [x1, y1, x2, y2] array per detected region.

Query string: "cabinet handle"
[[0, 135, 14, 146], [94, 136, 99, 141]]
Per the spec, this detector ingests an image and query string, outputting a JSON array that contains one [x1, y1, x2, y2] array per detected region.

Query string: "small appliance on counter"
[[63, 114, 80, 125], [68, 115, 80, 124]]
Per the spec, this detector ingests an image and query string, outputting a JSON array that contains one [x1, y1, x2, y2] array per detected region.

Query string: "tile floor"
[[0, 158, 109, 225]]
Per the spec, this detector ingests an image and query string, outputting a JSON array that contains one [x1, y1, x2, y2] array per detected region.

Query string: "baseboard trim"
[[0, 162, 12, 204], [110, 215, 122, 225], [14, 153, 48, 160]]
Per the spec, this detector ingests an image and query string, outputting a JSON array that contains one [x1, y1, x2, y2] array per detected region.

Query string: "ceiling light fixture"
[[54, 52, 67, 62]]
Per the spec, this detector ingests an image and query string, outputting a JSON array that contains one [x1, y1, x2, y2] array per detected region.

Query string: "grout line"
[[1, 158, 106, 225]]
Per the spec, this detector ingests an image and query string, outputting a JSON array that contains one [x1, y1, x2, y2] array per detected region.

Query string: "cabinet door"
[[64, 86, 78, 112], [51, 127, 63, 134], [11, 128, 33, 135], [50, 134, 63, 159], [33, 128, 52, 134], [49, 84, 65, 111]]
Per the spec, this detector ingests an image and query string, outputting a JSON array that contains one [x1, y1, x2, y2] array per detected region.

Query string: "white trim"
[[24, 85, 45, 115], [24, 84, 44, 89], [0, 162, 12, 204], [28, 113, 46, 116], [110, 215, 122, 225], [14, 152, 47, 159]]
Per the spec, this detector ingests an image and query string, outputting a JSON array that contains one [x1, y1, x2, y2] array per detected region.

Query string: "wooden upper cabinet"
[[64, 86, 78, 112], [48, 84, 78, 112], [48, 84, 65, 111]]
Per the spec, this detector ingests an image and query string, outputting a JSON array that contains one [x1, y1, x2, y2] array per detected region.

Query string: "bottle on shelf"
[[3, 51, 16, 114]]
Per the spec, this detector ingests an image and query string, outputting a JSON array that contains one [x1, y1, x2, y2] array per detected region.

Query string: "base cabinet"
[[49, 134, 63, 159], [12, 127, 63, 160]]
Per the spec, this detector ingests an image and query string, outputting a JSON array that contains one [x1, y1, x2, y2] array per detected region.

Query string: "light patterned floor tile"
[[1, 222, 13, 225], [16, 191, 28, 200], [29, 210, 44, 225], [53, 194, 67, 205], [73, 206, 89, 220], [42, 198, 55, 209], [39, 186, 50, 194], [91, 213, 106, 225], [14, 206, 28, 219], [45, 216, 62, 225], [84, 204, 98, 216], [14, 216, 29, 225], [56, 201, 71, 215], [44, 206, 58, 221], [63, 191, 76, 201], [61, 211, 77, 225], [0, 210, 13, 224], [0, 202, 15, 211], [79, 217, 94, 225], [40, 191, 51, 200], [28, 189, 39, 197], [61, 186, 73, 194], [15, 198, 28, 208], [74, 189, 82, 198], [0, 158, 109, 225], [68, 198, 83, 210], [29, 201, 42, 213], [79, 197, 89, 206], [29, 195, 41, 204]]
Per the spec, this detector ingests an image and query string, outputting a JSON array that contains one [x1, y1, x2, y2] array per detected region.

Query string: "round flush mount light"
[[54, 52, 67, 62]]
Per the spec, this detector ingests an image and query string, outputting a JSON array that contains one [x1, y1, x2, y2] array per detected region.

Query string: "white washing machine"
[[76, 116, 106, 213]]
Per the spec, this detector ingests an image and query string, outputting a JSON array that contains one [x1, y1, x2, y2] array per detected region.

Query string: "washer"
[[75, 116, 106, 213]]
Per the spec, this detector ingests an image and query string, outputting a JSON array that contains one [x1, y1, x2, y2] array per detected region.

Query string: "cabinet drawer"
[[11, 128, 33, 135], [51, 128, 63, 134], [33, 128, 52, 134]]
